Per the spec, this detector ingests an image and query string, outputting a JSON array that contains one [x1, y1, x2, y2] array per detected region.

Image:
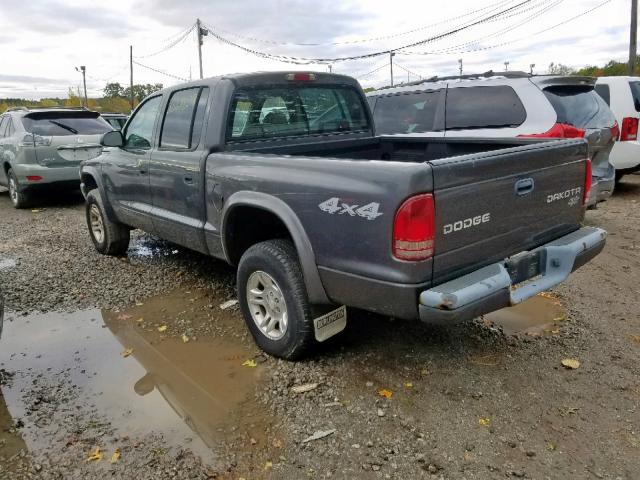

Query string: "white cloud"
[[0, 0, 631, 99]]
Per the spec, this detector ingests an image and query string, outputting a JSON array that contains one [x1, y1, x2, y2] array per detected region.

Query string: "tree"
[[103, 82, 125, 98], [65, 87, 82, 107], [39, 98, 59, 107], [547, 62, 576, 75], [122, 83, 163, 103]]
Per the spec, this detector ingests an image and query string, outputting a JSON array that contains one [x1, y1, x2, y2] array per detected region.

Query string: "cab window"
[[125, 95, 162, 149]]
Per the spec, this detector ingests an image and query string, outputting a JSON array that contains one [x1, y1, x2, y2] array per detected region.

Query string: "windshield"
[[543, 86, 616, 129], [227, 85, 370, 141], [22, 113, 112, 136]]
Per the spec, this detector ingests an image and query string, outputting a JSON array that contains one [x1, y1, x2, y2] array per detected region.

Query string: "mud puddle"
[[0, 290, 267, 466], [128, 235, 180, 260], [483, 293, 566, 335]]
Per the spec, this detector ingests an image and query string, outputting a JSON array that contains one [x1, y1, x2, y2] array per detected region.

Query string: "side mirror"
[[102, 130, 124, 147]]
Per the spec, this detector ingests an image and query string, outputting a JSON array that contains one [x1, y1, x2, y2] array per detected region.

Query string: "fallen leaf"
[[291, 383, 319, 394], [264, 461, 273, 470], [553, 315, 567, 322], [219, 299, 239, 310], [537, 291, 558, 299], [110, 448, 121, 464], [551, 329, 561, 335], [561, 358, 580, 369], [631, 334, 640, 344], [121, 348, 133, 358], [157, 325, 168, 333], [135, 302, 144, 306], [273, 438, 283, 448], [117, 314, 132, 321], [469, 354, 500, 366], [301, 429, 336, 444], [479, 417, 491, 426], [242, 359, 257, 368], [136, 317, 144, 323], [420, 368, 430, 376], [545, 442, 556, 451], [404, 382, 413, 388], [181, 334, 190, 343], [377, 389, 393, 399], [86, 447, 103, 462], [250, 437, 257, 445]]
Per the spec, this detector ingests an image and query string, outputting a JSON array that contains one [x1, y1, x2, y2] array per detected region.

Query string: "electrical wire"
[[356, 62, 391, 79], [399, 0, 611, 56], [393, 62, 423, 79], [201, 0, 534, 65], [201, 0, 516, 47], [132, 60, 188, 82], [134, 23, 196, 59]]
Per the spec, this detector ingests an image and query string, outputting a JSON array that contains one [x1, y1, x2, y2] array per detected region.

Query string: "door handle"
[[515, 178, 535, 196], [184, 176, 194, 185]]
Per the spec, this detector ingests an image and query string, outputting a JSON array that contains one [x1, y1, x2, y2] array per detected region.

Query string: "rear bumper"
[[418, 227, 606, 323], [609, 141, 640, 171], [12, 164, 81, 190]]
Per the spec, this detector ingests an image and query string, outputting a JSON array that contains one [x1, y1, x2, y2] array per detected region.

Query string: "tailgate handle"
[[515, 178, 535, 196]]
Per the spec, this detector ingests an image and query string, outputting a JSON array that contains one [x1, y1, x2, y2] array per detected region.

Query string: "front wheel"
[[7, 168, 30, 209], [85, 189, 130, 255], [237, 240, 315, 360]]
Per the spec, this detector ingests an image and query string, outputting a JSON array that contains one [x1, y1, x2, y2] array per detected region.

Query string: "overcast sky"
[[0, 0, 631, 99]]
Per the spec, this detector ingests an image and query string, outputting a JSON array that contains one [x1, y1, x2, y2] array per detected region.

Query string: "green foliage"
[[0, 82, 163, 115]]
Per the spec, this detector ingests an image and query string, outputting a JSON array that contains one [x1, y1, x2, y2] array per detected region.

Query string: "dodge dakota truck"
[[78, 71, 606, 359]]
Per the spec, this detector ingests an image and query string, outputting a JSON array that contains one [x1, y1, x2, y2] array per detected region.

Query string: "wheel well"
[[225, 206, 293, 265], [81, 173, 98, 192], [3, 162, 10, 175]]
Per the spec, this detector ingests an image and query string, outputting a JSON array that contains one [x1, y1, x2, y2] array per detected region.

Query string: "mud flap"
[[313, 305, 347, 342]]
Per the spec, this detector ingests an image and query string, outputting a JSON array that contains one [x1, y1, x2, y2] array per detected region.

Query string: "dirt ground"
[[0, 177, 639, 479]]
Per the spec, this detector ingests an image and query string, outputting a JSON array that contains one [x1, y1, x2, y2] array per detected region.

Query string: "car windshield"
[[22, 113, 112, 136], [227, 85, 370, 141], [543, 86, 616, 129]]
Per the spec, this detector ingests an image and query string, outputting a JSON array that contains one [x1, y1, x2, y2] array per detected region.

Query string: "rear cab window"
[[594, 84, 610, 105], [543, 85, 615, 128], [446, 86, 526, 130], [159, 86, 210, 149], [21, 112, 112, 136], [372, 90, 442, 134], [628, 81, 640, 111], [226, 85, 370, 142]]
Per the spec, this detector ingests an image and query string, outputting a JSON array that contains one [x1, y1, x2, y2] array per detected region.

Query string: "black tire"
[[615, 170, 625, 185], [237, 239, 315, 360], [85, 189, 130, 255], [7, 168, 30, 209]]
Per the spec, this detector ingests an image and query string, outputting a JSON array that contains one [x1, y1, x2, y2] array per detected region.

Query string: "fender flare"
[[221, 191, 330, 305], [80, 166, 118, 222]]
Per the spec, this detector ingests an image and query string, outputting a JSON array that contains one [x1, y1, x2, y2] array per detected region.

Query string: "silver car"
[[0, 107, 112, 208]]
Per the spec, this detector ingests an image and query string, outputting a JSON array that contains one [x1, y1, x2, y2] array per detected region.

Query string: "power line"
[[393, 62, 423, 79], [201, 0, 516, 47], [399, 0, 611, 56], [201, 1, 534, 65], [357, 62, 391, 79], [132, 60, 188, 82], [134, 23, 196, 59]]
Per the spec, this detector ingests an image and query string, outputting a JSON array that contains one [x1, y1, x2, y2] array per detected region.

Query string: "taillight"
[[18, 133, 51, 147], [620, 117, 639, 141], [518, 122, 585, 139], [583, 158, 592, 206], [393, 194, 435, 261], [286, 73, 316, 81], [26, 176, 43, 182], [611, 121, 620, 141]]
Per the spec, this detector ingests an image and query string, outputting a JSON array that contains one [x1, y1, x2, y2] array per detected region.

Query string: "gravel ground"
[[0, 180, 639, 480]]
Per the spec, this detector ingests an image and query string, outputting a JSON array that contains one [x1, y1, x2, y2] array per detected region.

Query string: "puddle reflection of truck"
[[78, 72, 606, 359]]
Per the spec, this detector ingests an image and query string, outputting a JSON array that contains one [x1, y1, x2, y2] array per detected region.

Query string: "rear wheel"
[[7, 168, 30, 209], [86, 189, 130, 255], [237, 239, 315, 360]]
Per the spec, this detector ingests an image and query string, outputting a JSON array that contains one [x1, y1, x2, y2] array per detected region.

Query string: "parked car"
[[0, 107, 112, 208], [101, 113, 129, 130], [367, 71, 618, 207], [77, 71, 605, 359], [595, 76, 640, 181]]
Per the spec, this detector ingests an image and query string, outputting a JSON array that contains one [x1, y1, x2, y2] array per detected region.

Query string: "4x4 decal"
[[318, 197, 383, 221]]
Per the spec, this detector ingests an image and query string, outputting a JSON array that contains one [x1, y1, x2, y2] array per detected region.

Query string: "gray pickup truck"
[[78, 71, 606, 359]]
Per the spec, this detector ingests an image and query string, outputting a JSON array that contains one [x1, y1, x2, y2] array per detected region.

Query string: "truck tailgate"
[[429, 139, 588, 285]]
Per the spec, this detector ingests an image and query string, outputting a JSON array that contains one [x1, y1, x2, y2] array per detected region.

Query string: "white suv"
[[367, 72, 618, 207], [595, 76, 640, 181]]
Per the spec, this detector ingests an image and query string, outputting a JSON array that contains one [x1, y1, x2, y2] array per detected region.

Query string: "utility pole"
[[504, 61, 509, 71], [75, 66, 87, 108], [529, 63, 535, 75], [328, 64, 333, 73], [389, 51, 395, 86], [630, 0, 638, 75], [196, 18, 208, 79], [129, 45, 134, 111], [458, 58, 463, 77]]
